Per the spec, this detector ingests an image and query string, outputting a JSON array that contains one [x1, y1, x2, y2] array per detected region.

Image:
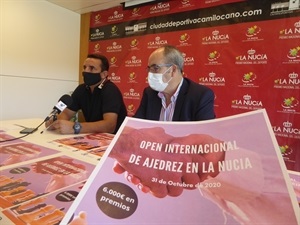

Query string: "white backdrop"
[[0, 0, 80, 120]]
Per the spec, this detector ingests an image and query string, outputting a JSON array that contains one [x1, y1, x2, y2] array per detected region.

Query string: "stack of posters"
[[0, 127, 113, 225]]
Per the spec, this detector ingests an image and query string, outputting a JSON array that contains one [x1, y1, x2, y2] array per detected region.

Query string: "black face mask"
[[82, 71, 101, 86]]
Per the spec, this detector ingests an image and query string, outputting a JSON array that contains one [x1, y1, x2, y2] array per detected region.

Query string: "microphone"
[[44, 94, 73, 122], [98, 78, 107, 89]]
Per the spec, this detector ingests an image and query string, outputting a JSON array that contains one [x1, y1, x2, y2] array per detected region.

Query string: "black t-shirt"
[[69, 80, 127, 133]]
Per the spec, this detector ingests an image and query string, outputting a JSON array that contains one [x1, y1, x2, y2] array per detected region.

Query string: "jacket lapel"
[[152, 95, 162, 120]]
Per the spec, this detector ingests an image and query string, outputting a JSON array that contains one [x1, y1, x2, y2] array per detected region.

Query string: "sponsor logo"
[[238, 71, 259, 88], [131, 7, 141, 17], [150, 2, 170, 14], [127, 104, 136, 116], [111, 25, 120, 37], [178, 33, 191, 46], [271, 2, 300, 16], [106, 42, 122, 53], [202, 30, 230, 44], [93, 43, 101, 53], [274, 72, 300, 89], [205, 50, 222, 65], [282, 45, 300, 64], [231, 94, 263, 110], [242, 25, 263, 42], [125, 22, 147, 35], [90, 29, 105, 40], [287, 46, 300, 59], [236, 48, 268, 65], [182, 52, 194, 66], [108, 10, 124, 22], [273, 121, 300, 139], [128, 72, 137, 83], [179, 0, 194, 8], [279, 20, 300, 39], [110, 56, 118, 67], [280, 96, 299, 113], [93, 13, 102, 25], [123, 88, 140, 100], [199, 72, 225, 86], [147, 36, 168, 49], [125, 56, 142, 67], [109, 72, 121, 83], [129, 39, 139, 50]]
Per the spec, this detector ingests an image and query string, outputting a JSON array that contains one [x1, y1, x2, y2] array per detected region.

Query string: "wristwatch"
[[73, 122, 82, 134]]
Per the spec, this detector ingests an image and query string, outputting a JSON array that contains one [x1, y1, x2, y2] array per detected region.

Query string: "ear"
[[100, 70, 108, 79], [173, 65, 183, 75], [171, 65, 177, 75]]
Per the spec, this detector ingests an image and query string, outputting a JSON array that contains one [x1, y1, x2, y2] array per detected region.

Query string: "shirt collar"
[[158, 77, 183, 102]]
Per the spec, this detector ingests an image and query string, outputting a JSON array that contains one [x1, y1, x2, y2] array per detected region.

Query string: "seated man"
[[134, 45, 215, 121], [46, 54, 127, 134]]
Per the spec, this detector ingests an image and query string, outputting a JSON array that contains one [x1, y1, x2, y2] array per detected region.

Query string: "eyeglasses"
[[146, 64, 173, 73]]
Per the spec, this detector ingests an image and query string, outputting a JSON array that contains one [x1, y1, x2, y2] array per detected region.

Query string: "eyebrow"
[[83, 65, 94, 68], [148, 64, 159, 67], [148, 63, 172, 67]]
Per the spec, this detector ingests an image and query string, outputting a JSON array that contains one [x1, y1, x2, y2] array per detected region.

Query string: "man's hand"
[[50, 120, 75, 134]]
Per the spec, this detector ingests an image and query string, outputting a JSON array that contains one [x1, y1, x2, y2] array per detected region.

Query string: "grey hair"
[[162, 45, 184, 73]]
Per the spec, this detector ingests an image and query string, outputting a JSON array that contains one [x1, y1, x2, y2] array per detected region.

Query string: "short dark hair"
[[87, 54, 109, 71]]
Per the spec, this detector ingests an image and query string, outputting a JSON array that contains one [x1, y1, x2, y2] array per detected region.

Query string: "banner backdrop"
[[87, 0, 300, 172]]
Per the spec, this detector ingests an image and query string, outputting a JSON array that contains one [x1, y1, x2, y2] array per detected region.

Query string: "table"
[[0, 118, 113, 224]]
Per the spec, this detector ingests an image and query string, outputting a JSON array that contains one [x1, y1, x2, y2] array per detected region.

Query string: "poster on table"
[[51, 133, 114, 158], [0, 142, 60, 167], [61, 109, 299, 225], [0, 155, 95, 224]]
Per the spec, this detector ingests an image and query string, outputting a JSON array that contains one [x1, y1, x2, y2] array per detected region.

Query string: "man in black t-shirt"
[[46, 54, 127, 134]]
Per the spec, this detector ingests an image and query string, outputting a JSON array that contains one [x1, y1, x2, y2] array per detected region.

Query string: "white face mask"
[[148, 66, 172, 92]]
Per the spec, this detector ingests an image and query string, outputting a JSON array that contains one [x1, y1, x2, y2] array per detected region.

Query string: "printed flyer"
[[0, 142, 60, 167], [289, 170, 300, 204], [61, 109, 300, 225], [0, 133, 24, 145], [51, 133, 114, 158], [2, 182, 85, 225], [0, 155, 95, 224]]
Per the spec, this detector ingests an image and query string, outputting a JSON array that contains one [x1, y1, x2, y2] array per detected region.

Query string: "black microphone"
[[44, 94, 73, 122]]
